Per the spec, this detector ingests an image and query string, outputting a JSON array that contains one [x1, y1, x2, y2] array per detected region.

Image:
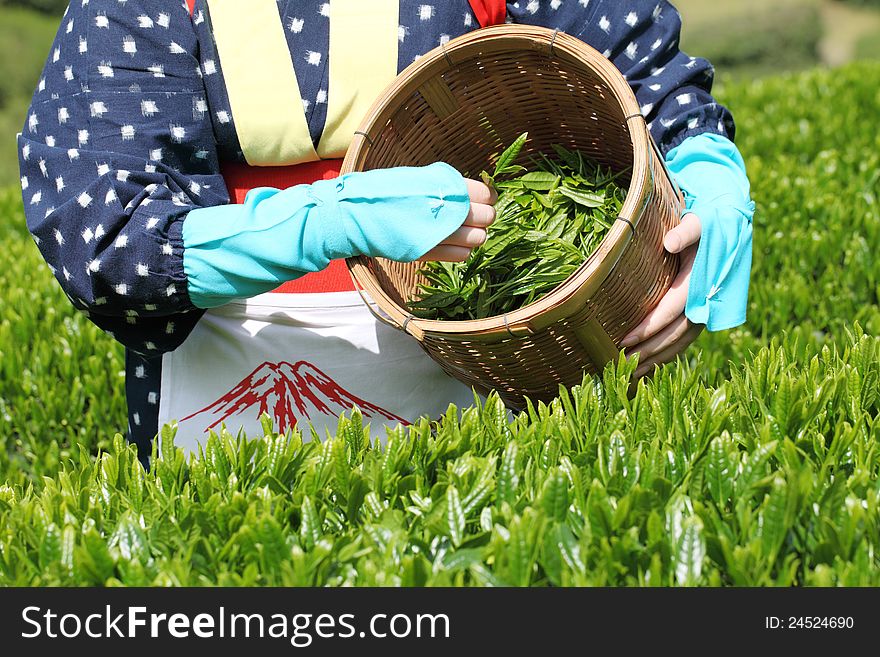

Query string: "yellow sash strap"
[[317, 0, 400, 159], [206, 0, 319, 166], [206, 0, 399, 165]]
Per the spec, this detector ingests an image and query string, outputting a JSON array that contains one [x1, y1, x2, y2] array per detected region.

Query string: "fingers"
[[419, 178, 496, 262], [465, 178, 497, 205], [663, 212, 701, 254], [463, 201, 495, 228], [418, 244, 472, 262], [620, 246, 694, 346], [625, 314, 691, 360], [463, 178, 497, 230], [427, 176, 491, 263], [634, 322, 703, 379], [420, 221, 490, 262], [441, 225, 488, 249]]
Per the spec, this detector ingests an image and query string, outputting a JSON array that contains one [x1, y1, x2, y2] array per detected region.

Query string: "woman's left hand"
[[620, 212, 705, 378]]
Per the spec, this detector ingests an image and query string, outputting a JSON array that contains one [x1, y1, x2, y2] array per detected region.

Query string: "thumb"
[[663, 212, 701, 254]]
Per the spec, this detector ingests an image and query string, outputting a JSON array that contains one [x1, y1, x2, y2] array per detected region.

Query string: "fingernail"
[[663, 234, 679, 252], [620, 334, 636, 347]]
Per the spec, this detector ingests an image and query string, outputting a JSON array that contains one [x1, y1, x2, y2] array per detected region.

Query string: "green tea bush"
[[696, 62, 880, 380], [0, 190, 126, 486], [0, 334, 877, 586], [0, 61, 879, 586]]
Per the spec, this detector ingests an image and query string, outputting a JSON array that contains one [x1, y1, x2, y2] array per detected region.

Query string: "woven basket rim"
[[342, 24, 653, 340]]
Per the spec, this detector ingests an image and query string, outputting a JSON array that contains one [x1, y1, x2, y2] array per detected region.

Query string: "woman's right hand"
[[419, 179, 497, 262]]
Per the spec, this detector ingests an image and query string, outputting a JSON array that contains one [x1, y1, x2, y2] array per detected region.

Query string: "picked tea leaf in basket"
[[412, 133, 630, 321]]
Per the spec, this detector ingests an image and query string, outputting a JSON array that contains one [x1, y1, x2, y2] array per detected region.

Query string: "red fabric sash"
[[467, 0, 507, 28], [220, 160, 354, 294], [184, 0, 507, 293]]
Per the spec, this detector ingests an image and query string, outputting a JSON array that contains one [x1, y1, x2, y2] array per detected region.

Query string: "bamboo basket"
[[342, 25, 684, 408]]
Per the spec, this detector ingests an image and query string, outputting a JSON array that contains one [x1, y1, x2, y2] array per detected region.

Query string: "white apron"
[[158, 291, 476, 452], [158, 1, 479, 452]]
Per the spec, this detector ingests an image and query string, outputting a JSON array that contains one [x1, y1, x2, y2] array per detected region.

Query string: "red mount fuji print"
[[181, 361, 409, 434]]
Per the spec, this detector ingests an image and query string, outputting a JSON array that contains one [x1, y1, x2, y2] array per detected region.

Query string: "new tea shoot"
[[412, 133, 629, 321]]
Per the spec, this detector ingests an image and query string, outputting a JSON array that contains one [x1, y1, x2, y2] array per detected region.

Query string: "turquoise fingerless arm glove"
[[665, 133, 755, 331], [181, 162, 469, 308]]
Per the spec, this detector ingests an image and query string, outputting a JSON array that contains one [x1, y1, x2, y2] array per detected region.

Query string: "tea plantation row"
[[0, 62, 878, 585]]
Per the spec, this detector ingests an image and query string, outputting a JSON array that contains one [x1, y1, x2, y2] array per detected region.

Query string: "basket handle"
[[573, 318, 620, 371], [348, 260, 419, 335]]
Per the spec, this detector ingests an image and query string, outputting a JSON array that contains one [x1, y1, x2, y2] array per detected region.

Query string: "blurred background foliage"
[[677, 0, 824, 75], [0, 0, 66, 12]]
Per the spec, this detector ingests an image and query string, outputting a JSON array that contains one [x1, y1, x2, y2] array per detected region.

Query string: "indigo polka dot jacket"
[[17, 0, 734, 458]]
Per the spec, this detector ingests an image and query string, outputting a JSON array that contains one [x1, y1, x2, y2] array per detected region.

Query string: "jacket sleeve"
[[666, 133, 754, 331], [17, 0, 226, 356], [506, 0, 735, 154]]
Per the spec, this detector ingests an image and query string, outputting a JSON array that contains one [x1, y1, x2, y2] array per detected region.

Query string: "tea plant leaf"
[[493, 132, 528, 179], [505, 514, 537, 587], [447, 485, 465, 547], [413, 138, 627, 320], [540, 469, 569, 522], [78, 527, 116, 585], [300, 495, 321, 551], [736, 440, 778, 495], [555, 523, 585, 574], [519, 171, 560, 190], [111, 513, 150, 566], [39, 523, 61, 573], [557, 186, 605, 208], [60, 525, 75, 581], [497, 442, 519, 508], [706, 434, 735, 506], [540, 524, 564, 586], [674, 516, 706, 586], [759, 477, 790, 562]]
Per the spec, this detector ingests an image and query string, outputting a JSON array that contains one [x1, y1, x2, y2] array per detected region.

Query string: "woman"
[[18, 0, 753, 463]]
